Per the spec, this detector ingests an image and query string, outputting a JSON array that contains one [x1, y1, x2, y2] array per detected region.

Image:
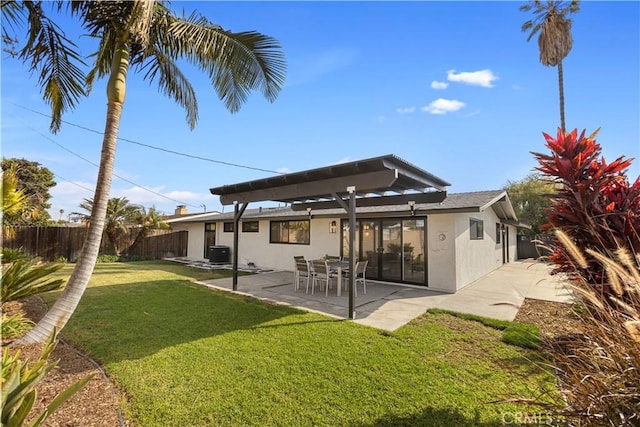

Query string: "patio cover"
[[209, 154, 450, 319]]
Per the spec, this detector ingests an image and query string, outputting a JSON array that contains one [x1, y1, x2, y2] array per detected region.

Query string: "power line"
[[10, 102, 285, 175], [52, 172, 95, 193], [18, 118, 201, 209]]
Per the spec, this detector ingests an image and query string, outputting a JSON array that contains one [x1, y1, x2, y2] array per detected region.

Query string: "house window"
[[242, 221, 259, 232], [470, 218, 484, 240], [223, 222, 234, 232], [270, 220, 310, 244], [205, 223, 215, 231], [496, 223, 502, 244]]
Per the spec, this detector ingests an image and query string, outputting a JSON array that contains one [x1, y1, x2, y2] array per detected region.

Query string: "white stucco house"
[[167, 187, 523, 294]]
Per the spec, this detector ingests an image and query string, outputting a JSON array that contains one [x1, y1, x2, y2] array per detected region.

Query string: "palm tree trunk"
[[17, 42, 130, 344], [558, 60, 566, 132]]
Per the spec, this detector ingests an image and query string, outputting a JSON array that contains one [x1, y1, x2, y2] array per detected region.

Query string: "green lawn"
[[46, 261, 558, 426]]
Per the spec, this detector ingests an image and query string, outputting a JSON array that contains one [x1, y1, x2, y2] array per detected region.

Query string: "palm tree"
[[4, 1, 286, 344], [521, 0, 580, 131], [125, 206, 169, 257], [80, 197, 143, 256]]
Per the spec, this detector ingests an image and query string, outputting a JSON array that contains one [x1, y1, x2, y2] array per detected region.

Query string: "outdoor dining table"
[[327, 260, 350, 296]]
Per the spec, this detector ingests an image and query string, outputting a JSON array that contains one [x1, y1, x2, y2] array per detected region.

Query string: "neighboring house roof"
[[165, 211, 221, 223], [168, 190, 522, 224]]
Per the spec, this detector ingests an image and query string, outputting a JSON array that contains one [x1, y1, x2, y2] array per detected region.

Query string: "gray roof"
[[169, 190, 519, 223]]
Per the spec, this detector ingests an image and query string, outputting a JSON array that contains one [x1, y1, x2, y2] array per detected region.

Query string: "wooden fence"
[[3, 226, 187, 261]]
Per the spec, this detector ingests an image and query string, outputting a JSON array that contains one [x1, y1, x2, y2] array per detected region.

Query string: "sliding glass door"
[[341, 218, 427, 285]]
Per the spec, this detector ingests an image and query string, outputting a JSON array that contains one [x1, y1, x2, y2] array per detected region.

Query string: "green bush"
[[54, 256, 68, 263], [1, 332, 92, 426], [96, 254, 121, 263], [1, 313, 34, 340], [1, 248, 29, 264], [1, 259, 65, 302]]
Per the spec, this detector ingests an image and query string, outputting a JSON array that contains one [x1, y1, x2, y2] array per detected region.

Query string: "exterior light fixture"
[[408, 200, 416, 216], [330, 220, 337, 233], [307, 207, 312, 218]]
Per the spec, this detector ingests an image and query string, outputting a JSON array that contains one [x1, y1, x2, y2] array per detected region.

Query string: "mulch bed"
[[2, 295, 579, 426], [514, 298, 582, 338], [2, 296, 125, 427]]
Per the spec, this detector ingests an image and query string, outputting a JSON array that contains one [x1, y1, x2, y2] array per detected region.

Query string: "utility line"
[[10, 102, 285, 175], [52, 172, 95, 193], [18, 118, 201, 209]]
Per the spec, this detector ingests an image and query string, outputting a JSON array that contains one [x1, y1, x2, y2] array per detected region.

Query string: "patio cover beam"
[[218, 170, 398, 205], [290, 191, 447, 211], [208, 154, 452, 320]]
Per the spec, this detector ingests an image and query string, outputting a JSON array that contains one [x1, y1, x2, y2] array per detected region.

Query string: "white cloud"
[[276, 167, 291, 174], [430, 80, 449, 90], [447, 69, 498, 88], [421, 98, 465, 115], [396, 106, 416, 114]]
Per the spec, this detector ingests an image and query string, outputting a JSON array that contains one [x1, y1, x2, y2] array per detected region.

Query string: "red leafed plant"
[[532, 128, 640, 296]]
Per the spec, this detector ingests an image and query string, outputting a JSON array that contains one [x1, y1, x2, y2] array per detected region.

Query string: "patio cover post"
[[232, 201, 249, 290], [348, 186, 356, 319]]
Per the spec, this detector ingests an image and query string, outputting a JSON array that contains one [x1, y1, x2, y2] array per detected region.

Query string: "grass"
[[43, 261, 558, 426], [427, 308, 541, 349]]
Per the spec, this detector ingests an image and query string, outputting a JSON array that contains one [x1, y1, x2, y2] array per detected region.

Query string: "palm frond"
[[520, 0, 578, 66], [18, 1, 86, 132], [1, 0, 26, 42], [135, 47, 199, 128], [85, 27, 118, 91], [163, 11, 286, 113]]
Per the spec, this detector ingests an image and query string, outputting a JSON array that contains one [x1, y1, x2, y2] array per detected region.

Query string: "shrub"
[[1, 313, 34, 340], [533, 129, 640, 425], [1, 332, 92, 426], [544, 244, 640, 426], [532, 128, 640, 299], [1, 259, 65, 302], [1, 248, 29, 264], [96, 254, 121, 263]]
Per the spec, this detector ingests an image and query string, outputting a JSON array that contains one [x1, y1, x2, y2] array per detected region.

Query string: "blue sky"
[[2, 1, 639, 218]]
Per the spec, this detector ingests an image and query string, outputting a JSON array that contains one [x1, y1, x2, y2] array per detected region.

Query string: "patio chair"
[[293, 256, 305, 289], [295, 259, 314, 293], [311, 259, 337, 296], [343, 260, 368, 296]]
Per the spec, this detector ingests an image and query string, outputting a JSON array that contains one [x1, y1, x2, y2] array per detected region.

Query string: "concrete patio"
[[196, 260, 573, 331]]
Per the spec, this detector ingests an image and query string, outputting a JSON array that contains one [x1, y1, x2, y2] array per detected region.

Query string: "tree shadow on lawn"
[[56, 280, 332, 364], [356, 406, 505, 427]]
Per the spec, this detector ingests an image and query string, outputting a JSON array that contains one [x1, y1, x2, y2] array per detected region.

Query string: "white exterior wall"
[[453, 209, 504, 291], [426, 214, 457, 293], [214, 218, 342, 271], [173, 210, 518, 293], [171, 222, 207, 261], [505, 224, 518, 263]]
